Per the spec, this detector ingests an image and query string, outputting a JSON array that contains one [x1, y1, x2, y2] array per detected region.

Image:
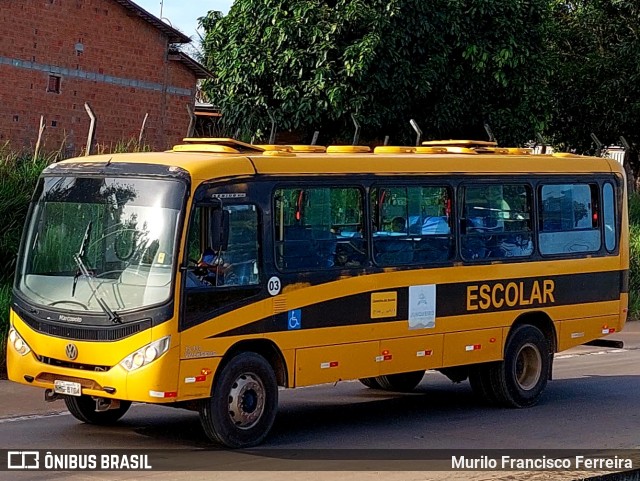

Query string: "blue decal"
[[288, 309, 301, 330]]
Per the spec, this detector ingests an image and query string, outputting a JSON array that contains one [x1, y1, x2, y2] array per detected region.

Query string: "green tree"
[[547, 0, 640, 153], [200, 0, 552, 145]]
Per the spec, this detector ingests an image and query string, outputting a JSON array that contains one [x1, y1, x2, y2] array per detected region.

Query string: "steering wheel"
[[48, 300, 89, 310]]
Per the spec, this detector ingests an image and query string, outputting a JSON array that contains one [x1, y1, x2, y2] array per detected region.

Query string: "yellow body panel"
[[295, 341, 379, 386], [379, 334, 444, 375], [443, 328, 504, 367], [557, 315, 622, 351]]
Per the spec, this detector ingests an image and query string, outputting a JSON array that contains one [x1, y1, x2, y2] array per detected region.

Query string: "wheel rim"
[[227, 372, 266, 429], [514, 342, 542, 391]]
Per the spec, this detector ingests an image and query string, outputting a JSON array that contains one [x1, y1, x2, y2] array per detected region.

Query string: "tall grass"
[[0, 284, 10, 376], [0, 144, 56, 283], [628, 193, 640, 320], [94, 138, 151, 155]]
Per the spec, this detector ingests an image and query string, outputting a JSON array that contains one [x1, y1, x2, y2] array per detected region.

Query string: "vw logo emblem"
[[65, 343, 78, 361]]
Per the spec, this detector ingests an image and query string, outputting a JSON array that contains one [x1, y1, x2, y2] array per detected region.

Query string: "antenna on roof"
[[409, 119, 422, 146], [484, 123, 496, 143], [268, 110, 277, 144], [351, 113, 360, 145], [620, 135, 630, 151], [384, 135, 390, 146], [590, 133, 603, 157], [311, 131, 320, 145], [234, 128, 241, 140], [536, 133, 547, 154]]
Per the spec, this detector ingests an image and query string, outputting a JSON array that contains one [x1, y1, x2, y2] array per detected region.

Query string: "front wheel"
[[487, 324, 550, 407], [199, 352, 278, 448], [65, 395, 131, 425]]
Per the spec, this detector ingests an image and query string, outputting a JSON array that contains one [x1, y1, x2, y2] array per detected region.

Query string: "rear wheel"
[[487, 325, 550, 407], [469, 364, 499, 405], [359, 377, 382, 389], [199, 352, 278, 448], [375, 371, 425, 392], [65, 395, 131, 425]]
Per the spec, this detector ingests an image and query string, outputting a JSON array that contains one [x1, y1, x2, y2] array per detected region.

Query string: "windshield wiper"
[[72, 221, 122, 324], [72, 221, 92, 298]]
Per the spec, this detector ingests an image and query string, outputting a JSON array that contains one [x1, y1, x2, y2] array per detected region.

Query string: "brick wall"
[[0, 0, 197, 154]]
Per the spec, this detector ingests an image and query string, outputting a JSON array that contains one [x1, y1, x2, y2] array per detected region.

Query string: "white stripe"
[[0, 403, 146, 424], [0, 412, 72, 424]]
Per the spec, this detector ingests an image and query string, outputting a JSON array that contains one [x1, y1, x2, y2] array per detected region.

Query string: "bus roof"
[[54, 145, 622, 181]]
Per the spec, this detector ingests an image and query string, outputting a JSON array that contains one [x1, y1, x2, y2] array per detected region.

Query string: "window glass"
[[16, 177, 184, 314], [275, 187, 366, 270], [603, 182, 616, 251], [370, 186, 453, 265], [186, 204, 260, 288], [461, 184, 533, 260], [539, 184, 601, 255]]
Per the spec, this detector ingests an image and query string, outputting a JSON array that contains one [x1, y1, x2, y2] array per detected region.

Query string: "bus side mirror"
[[211, 209, 229, 252]]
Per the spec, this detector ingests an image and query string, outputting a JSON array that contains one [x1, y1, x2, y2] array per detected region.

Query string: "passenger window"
[[275, 187, 366, 270], [370, 186, 453, 266], [185, 204, 260, 288], [461, 184, 533, 260], [603, 183, 616, 252], [539, 183, 601, 255]]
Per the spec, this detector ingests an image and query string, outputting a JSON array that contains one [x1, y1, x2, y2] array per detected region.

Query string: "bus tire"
[[64, 396, 131, 425], [359, 377, 382, 389], [488, 325, 549, 408], [374, 371, 425, 392], [469, 364, 498, 405], [199, 352, 278, 448]]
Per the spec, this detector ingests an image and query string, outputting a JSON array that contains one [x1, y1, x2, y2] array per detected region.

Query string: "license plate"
[[54, 380, 81, 396]]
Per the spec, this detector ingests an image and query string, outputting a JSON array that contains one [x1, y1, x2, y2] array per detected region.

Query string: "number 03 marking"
[[267, 276, 281, 296]]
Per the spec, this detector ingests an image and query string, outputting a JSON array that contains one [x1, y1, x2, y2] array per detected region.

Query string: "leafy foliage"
[[546, 0, 640, 153], [200, 0, 552, 145], [628, 193, 640, 320]]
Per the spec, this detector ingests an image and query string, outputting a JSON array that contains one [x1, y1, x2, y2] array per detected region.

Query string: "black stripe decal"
[[209, 270, 626, 338]]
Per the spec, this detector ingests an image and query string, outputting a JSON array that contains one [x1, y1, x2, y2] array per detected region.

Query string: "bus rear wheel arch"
[[199, 352, 278, 448]]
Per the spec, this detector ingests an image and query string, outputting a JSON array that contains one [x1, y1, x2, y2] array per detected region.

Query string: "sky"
[[131, 0, 233, 43]]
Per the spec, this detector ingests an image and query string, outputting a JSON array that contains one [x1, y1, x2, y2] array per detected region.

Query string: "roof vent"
[[327, 145, 371, 154], [179, 138, 264, 153]]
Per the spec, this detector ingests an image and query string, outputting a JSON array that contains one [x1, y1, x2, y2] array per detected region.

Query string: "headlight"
[[8, 328, 31, 356], [120, 336, 170, 372]]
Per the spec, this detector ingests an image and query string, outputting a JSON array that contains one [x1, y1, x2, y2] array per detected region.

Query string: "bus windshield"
[[15, 176, 186, 319]]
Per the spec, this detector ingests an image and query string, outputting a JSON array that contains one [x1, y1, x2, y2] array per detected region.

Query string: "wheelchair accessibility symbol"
[[287, 309, 301, 330]]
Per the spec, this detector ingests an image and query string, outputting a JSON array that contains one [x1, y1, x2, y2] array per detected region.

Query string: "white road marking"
[[556, 348, 627, 359]]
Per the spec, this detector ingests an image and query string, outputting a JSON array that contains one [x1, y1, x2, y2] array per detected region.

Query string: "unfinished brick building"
[[0, 0, 211, 154]]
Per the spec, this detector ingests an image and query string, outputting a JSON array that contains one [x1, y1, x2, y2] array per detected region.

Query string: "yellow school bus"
[[7, 139, 629, 447]]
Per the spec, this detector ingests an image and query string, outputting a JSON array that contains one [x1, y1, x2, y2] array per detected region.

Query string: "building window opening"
[[47, 75, 61, 93]]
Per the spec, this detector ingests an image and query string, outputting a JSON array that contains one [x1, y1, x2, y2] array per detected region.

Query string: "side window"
[[275, 187, 366, 270], [370, 185, 453, 266], [538, 183, 601, 255], [185, 204, 260, 288], [603, 182, 616, 252], [461, 184, 533, 260]]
